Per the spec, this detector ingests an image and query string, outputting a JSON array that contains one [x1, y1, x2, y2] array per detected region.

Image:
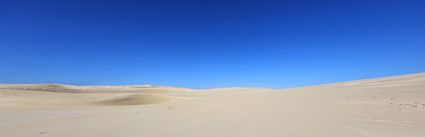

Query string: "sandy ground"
[[1, 73, 425, 137]]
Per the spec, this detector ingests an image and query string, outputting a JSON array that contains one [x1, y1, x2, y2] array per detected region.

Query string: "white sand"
[[1, 73, 425, 137]]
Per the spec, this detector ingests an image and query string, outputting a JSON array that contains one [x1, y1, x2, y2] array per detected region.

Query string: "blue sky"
[[0, 0, 424, 88]]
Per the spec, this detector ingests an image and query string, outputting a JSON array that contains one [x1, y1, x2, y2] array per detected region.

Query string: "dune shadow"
[[96, 94, 172, 106]]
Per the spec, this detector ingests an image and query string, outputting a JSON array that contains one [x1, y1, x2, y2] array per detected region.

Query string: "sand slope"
[[0, 73, 424, 137]]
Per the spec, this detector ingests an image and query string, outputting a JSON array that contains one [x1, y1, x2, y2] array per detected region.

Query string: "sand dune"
[[1, 73, 425, 137], [0, 84, 191, 93]]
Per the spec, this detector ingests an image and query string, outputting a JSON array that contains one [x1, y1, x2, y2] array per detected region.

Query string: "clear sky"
[[0, 0, 424, 89]]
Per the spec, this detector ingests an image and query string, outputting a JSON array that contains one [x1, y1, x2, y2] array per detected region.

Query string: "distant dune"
[[1, 73, 424, 137]]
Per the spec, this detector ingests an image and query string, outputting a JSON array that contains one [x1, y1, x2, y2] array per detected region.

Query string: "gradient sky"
[[0, 0, 424, 88]]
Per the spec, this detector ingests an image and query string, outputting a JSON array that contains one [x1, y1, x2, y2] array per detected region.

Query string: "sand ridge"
[[0, 73, 425, 137]]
